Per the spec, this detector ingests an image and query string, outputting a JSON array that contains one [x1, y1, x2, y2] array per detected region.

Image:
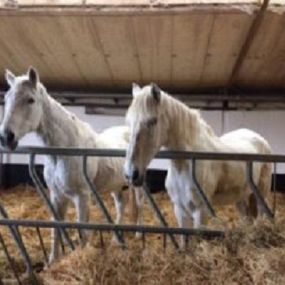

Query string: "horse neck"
[[37, 88, 99, 148], [162, 94, 221, 152]]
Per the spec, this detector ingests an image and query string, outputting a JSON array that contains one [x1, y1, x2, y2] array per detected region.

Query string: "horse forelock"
[[127, 92, 153, 124]]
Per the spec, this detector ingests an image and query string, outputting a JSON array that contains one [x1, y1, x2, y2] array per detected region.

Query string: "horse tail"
[[128, 186, 139, 223]]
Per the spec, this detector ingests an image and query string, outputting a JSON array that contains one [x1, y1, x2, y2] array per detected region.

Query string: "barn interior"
[[1, 0, 285, 284], [1, 0, 285, 183]]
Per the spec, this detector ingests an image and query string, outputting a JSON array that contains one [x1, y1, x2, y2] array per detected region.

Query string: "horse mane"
[[161, 91, 217, 140], [39, 84, 77, 121], [38, 83, 102, 147]]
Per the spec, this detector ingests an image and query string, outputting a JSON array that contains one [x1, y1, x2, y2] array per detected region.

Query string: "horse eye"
[[146, 117, 158, 128], [27, 98, 35, 104]]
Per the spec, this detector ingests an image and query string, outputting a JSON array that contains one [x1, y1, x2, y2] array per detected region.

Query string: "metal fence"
[[0, 146, 281, 284]]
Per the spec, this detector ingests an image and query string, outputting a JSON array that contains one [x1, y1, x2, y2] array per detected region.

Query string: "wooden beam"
[[0, 4, 258, 16], [228, 0, 270, 86]]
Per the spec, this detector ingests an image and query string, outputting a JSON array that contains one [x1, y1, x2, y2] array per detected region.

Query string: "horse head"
[[0, 67, 43, 150], [124, 82, 167, 186]]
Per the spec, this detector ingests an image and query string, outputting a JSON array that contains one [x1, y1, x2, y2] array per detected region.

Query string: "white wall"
[[1, 106, 285, 172]]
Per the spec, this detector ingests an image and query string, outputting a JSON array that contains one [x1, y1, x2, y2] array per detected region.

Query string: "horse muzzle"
[[0, 129, 18, 150], [124, 167, 145, 187]]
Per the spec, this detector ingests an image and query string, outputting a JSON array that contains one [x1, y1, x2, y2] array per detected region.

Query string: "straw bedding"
[[0, 185, 285, 284]]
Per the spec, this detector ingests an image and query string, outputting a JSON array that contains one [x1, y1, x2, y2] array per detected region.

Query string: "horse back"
[[220, 128, 271, 155]]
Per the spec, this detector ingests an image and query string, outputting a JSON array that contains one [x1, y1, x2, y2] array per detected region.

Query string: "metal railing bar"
[[28, 154, 75, 251], [246, 161, 274, 220], [0, 204, 37, 284], [142, 183, 180, 249], [35, 227, 48, 264], [13, 226, 39, 285], [185, 235, 189, 250], [192, 159, 216, 217], [0, 232, 22, 285], [0, 219, 225, 238], [163, 233, 167, 250], [82, 155, 125, 245], [99, 231, 104, 248], [142, 232, 145, 249], [273, 162, 277, 215], [2, 147, 285, 163]]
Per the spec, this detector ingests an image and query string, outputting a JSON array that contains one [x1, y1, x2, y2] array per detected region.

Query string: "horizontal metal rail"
[[0, 219, 225, 239], [1, 147, 285, 163]]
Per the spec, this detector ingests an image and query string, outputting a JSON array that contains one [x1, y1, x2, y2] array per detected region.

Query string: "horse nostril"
[[124, 171, 130, 180], [6, 130, 15, 144], [132, 169, 139, 181]]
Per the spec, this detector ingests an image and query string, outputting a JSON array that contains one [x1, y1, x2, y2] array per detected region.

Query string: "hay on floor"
[[0, 185, 285, 284]]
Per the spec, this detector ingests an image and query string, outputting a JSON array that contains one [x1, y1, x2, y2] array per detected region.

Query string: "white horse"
[[0, 68, 143, 263], [124, 83, 272, 231]]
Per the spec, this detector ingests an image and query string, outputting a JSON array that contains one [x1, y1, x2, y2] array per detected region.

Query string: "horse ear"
[[132, 83, 141, 97], [27, 66, 39, 87], [151, 82, 161, 103], [5, 69, 16, 86]]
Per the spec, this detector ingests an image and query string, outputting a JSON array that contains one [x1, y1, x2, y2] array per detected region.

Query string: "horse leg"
[[49, 192, 68, 264], [236, 185, 258, 221], [134, 186, 144, 238], [112, 191, 125, 225], [192, 206, 207, 229], [73, 193, 89, 247], [173, 202, 192, 248], [111, 191, 125, 244]]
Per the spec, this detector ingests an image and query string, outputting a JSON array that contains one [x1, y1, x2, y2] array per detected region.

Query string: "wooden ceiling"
[[0, 0, 285, 94]]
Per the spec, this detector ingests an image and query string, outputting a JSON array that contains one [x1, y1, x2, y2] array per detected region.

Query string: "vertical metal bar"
[[191, 159, 216, 217], [141, 232, 145, 249], [0, 232, 22, 285], [35, 227, 48, 264], [77, 228, 84, 245], [28, 154, 74, 251], [82, 155, 125, 245], [163, 234, 167, 251], [246, 161, 274, 220], [13, 226, 39, 284], [185, 234, 189, 250], [273, 163, 277, 215], [142, 183, 179, 249], [99, 231, 104, 248], [0, 204, 37, 284]]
